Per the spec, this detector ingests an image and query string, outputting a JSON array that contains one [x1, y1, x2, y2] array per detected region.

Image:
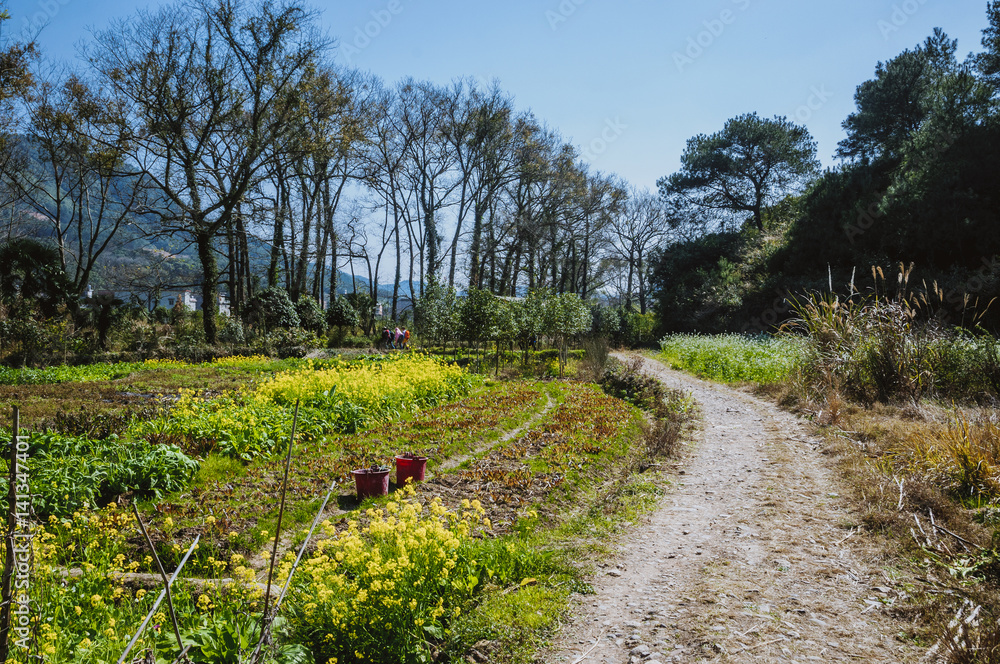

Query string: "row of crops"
[[11, 354, 477, 519], [2, 351, 656, 662]]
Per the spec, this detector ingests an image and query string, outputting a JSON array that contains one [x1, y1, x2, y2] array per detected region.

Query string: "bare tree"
[[361, 82, 415, 318], [3, 71, 148, 297], [609, 187, 666, 313], [89, 0, 326, 343], [396, 80, 461, 294], [443, 80, 518, 290]]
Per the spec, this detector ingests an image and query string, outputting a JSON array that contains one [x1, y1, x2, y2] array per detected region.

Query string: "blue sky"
[[15, 0, 992, 190]]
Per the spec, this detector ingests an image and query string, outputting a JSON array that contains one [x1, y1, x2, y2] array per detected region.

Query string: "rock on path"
[[541, 355, 923, 664]]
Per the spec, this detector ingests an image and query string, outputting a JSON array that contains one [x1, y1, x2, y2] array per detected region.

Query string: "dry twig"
[[569, 628, 606, 664]]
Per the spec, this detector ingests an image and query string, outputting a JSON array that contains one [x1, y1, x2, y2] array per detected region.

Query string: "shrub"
[[325, 296, 360, 330], [415, 282, 459, 346], [601, 357, 692, 417], [927, 333, 1000, 402], [785, 282, 1000, 404], [249, 327, 317, 358], [152, 305, 171, 324], [248, 287, 300, 331], [218, 316, 246, 345], [295, 295, 326, 333], [458, 288, 501, 347], [612, 309, 657, 348], [345, 291, 376, 334]]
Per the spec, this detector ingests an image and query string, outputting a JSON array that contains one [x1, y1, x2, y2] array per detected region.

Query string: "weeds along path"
[[544, 354, 924, 664]]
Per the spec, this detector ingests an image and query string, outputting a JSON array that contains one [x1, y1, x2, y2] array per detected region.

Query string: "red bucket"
[[352, 468, 390, 499], [395, 455, 428, 486]]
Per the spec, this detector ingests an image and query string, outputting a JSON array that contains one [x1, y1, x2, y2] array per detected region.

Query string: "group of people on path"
[[381, 326, 410, 350]]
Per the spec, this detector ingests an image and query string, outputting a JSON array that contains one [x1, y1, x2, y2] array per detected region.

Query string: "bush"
[[345, 291, 376, 334], [295, 295, 326, 334], [415, 282, 459, 346], [325, 296, 359, 330], [600, 357, 693, 458], [613, 309, 657, 348], [151, 305, 171, 324], [785, 286, 990, 404], [327, 327, 372, 349], [249, 327, 317, 358], [218, 317, 246, 345], [248, 286, 299, 331]]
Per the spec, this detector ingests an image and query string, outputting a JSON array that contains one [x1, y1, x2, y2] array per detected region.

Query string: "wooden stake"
[[251, 397, 301, 662], [116, 534, 200, 664], [132, 503, 184, 652]]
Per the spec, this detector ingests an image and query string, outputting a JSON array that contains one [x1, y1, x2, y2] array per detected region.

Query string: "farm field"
[[0, 352, 689, 663]]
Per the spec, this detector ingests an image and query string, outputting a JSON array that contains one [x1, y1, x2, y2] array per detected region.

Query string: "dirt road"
[[542, 355, 924, 664]]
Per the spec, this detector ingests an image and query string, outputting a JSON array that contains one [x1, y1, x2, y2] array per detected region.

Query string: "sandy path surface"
[[542, 354, 923, 664]]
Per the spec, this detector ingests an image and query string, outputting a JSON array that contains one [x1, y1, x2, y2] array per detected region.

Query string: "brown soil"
[[542, 354, 926, 664]]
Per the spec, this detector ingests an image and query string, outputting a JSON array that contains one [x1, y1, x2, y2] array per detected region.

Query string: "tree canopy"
[[658, 113, 819, 232]]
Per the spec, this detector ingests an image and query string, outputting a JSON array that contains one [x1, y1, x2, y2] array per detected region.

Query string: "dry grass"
[[776, 391, 1000, 661], [767, 264, 1000, 659], [786, 264, 1000, 407]]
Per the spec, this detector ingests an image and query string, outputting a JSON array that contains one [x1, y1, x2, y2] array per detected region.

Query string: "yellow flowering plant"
[[8, 506, 281, 663], [287, 489, 489, 663], [284, 487, 570, 663], [6, 507, 156, 662], [133, 353, 478, 461]]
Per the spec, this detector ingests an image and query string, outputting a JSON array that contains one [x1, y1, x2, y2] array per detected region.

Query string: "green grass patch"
[[446, 584, 572, 664], [0, 354, 311, 386], [192, 453, 246, 486], [659, 333, 807, 383]]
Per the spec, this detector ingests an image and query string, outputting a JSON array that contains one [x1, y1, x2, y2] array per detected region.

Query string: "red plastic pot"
[[352, 468, 390, 499], [394, 455, 428, 486]]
